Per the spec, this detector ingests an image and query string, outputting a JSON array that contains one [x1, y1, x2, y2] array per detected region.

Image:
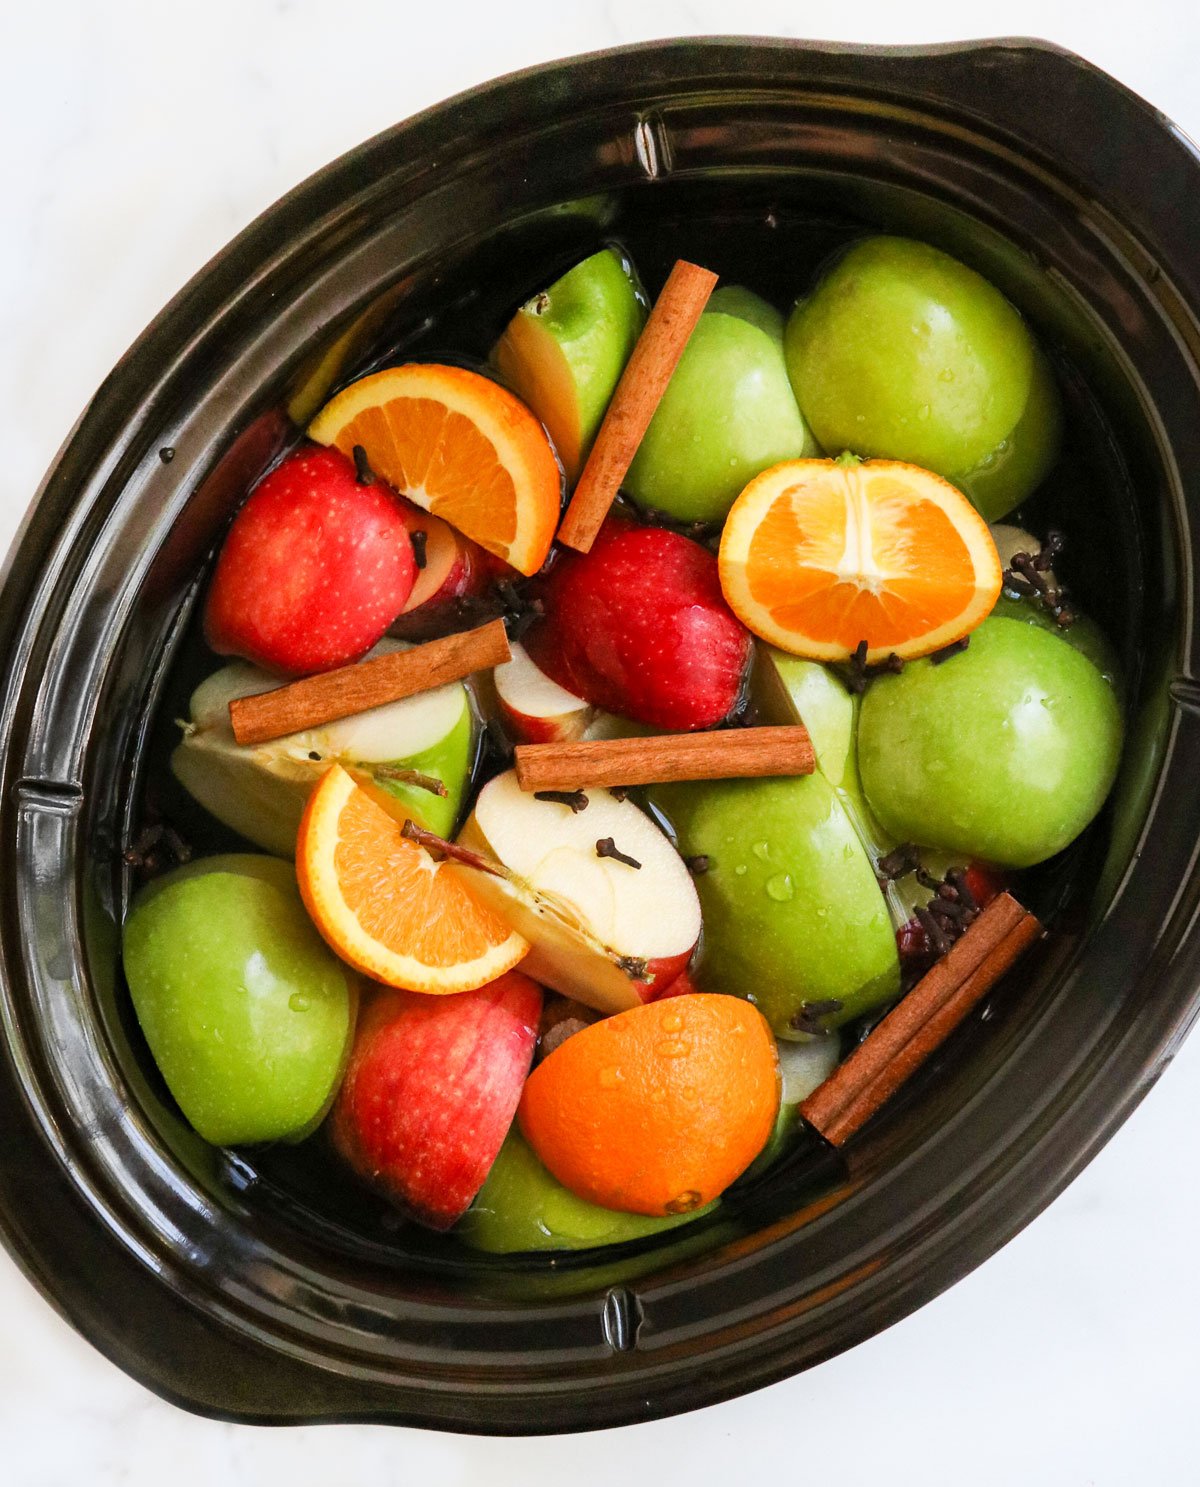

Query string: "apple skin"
[[706, 284, 787, 342], [524, 517, 753, 731], [648, 774, 901, 1036], [624, 310, 819, 523], [122, 856, 358, 1146], [331, 972, 542, 1230], [493, 247, 646, 483], [458, 1126, 710, 1253], [204, 446, 417, 675], [858, 615, 1124, 868], [784, 237, 1062, 521]]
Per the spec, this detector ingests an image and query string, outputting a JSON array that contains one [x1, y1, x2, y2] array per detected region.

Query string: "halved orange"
[[308, 363, 561, 576], [297, 764, 528, 994], [718, 458, 1003, 662]]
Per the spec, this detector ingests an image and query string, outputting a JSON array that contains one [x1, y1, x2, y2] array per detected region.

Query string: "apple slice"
[[454, 770, 700, 1014], [388, 499, 492, 639], [332, 972, 542, 1230], [493, 642, 595, 743], [172, 639, 473, 854]]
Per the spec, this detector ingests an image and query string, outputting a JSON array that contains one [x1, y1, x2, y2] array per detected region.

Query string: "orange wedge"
[[297, 764, 528, 994], [718, 458, 1003, 662], [308, 363, 561, 576]]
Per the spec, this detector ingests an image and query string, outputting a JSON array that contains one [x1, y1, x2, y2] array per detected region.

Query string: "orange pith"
[[297, 764, 528, 994], [718, 458, 1003, 662], [308, 363, 561, 577], [517, 994, 780, 1217]]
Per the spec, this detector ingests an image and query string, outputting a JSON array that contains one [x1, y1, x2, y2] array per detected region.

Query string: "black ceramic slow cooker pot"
[[2, 37, 1200, 1431]]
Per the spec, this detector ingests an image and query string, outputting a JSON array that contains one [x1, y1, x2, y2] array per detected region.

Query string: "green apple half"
[[123, 854, 357, 1145], [454, 770, 700, 1015], [172, 640, 473, 855], [492, 246, 646, 483], [625, 289, 820, 523], [649, 770, 900, 1038]]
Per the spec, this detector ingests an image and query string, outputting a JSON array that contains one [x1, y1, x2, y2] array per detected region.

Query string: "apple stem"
[[399, 819, 504, 876], [369, 764, 449, 797]]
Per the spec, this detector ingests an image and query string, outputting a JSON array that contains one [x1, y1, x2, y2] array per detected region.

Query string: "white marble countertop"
[[4, 2, 1200, 1482]]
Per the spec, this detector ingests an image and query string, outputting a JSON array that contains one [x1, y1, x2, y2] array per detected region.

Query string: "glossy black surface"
[[3, 37, 1200, 1431]]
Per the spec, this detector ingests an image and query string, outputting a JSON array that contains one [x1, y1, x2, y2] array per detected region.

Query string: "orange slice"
[[297, 764, 528, 994], [718, 458, 1003, 662], [308, 363, 561, 576]]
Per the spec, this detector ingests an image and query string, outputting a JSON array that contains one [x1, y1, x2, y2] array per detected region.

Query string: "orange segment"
[[718, 458, 1003, 662], [518, 995, 779, 1217], [308, 364, 561, 576], [297, 764, 528, 994]]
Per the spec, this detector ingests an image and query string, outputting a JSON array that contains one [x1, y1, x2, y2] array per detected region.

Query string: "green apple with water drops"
[[492, 246, 645, 482], [648, 772, 900, 1037], [458, 1127, 711, 1253], [122, 855, 357, 1145], [784, 236, 1062, 520], [625, 289, 820, 523], [172, 639, 473, 855], [858, 616, 1124, 868]]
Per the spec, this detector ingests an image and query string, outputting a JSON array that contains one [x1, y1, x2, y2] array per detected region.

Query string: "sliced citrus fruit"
[[307, 363, 561, 576], [718, 458, 1003, 662], [297, 764, 528, 994], [518, 994, 780, 1217]]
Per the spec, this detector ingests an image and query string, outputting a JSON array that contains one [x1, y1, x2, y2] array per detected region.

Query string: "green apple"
[[744, 1032, 842, 1179], [458, 1127, 710, 1253], [706, 284, 786, 343], [122, 855, 357, 1145], [751, 647, 967, 928], [648, 773, 900, 1037], [858, 616, 1124, 868], [784, 237, 1062, 520], [624, 306, 820, 523], [172, 641, 473, 855], [492, 247, 645, 482]]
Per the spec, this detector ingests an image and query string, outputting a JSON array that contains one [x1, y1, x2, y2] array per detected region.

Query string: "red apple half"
[[455, 771, 700, 1015], [493, 642, 595, 743], [331, 971, 543, 1230]]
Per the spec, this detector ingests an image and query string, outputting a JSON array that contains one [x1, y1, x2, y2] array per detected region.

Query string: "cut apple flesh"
[[172, 640, 471, 854], [454, 770, 700, 1015], [493, 642, 595, 743], [396, 501, 475, 614]]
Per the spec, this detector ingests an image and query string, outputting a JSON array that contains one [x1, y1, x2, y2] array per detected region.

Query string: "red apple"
[[455, 771, 700, 1015], [524, 517, 753, 731], [493, 642, 595, 743], [331, 971, 543, 1230], [204, 445, 415, 675]]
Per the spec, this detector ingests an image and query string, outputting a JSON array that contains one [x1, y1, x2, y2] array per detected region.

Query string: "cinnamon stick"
[[556, 260, 719, 552], [513, 726, 815, 792], [799, 892, 1042, 1147], [228, 620, 511, 746]]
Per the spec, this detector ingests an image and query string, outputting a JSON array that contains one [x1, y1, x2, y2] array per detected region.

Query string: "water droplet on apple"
[[939, 367, 955, 382], [765, 873, 794, 902], [918, 403, 931, 420], [734, 864, 748, 876], [751, 841, 770, 861], [289, 993, 311, 1013]]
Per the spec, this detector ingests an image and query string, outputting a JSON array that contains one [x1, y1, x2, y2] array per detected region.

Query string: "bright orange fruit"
[[718, 458, 1003, 662], [296, 764, 528, 994], [308, 363, 561, 576], [518, 995, 779, 1217]]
